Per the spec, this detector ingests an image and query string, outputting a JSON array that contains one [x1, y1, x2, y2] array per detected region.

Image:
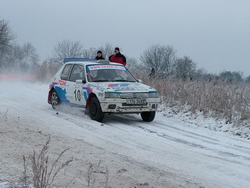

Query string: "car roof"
[[63, 58, 122, 66], [64, 61, 98, 66]]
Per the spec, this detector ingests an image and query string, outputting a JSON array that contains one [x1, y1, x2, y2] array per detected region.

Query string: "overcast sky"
[[1, 0, 250, 76]]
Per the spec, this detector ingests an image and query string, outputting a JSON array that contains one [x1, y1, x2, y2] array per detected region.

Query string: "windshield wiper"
[[93, 80, 110, 82], [113, 79, 137, 82], [112, 79, 128, 82]]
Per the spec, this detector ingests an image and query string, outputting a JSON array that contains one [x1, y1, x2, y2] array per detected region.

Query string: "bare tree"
[[98, 43, 114, 59], [246, 75, 250, 83], [219, 71, 243, 83], [82, 43, 115, 60], [174, 56, 196, 80], [52, 40, 83, 60], [126, 57, 140, 73], [140, 44, 176, 78], [21, 42, 39, 70], [3, 42, 39, 72], [0, 19, 15, 70], [3, 44, 21, 71], [193, 68, 208, 81], [36, 58, 63, 82], [82, 47, 98, 58]]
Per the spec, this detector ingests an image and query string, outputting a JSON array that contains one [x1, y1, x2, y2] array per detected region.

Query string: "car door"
[[67, 64, 87, 106], [55, 64, 73, 103]]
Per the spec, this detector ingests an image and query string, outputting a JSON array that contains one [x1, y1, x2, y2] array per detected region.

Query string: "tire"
[[141, 111, 156, 122], [51, 90, 61, 109], [89, 97, 104, 122]]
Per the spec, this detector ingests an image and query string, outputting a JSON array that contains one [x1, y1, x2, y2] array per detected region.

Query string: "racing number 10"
[[74, 89, 81, 101]]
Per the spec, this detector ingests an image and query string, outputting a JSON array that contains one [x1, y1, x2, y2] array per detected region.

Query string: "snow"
[[0, 80, 250, 188]]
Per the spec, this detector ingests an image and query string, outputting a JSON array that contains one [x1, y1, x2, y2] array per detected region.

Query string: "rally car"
[[48, 58, 161, 122]]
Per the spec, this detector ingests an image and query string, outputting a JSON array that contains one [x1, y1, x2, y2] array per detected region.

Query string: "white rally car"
[[48, 58, 161, 122]]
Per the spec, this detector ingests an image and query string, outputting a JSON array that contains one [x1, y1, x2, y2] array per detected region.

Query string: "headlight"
[[105, 92, 120, 98], [148, 91, 159, 98]]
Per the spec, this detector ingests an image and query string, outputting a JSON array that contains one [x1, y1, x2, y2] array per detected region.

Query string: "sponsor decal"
[[113, 87, 136, 91], [87, 65, 126, 71], [75, 84, 81, 89], [107, 83, 137, 91], [59, 80, 66, 86], [108, 83, 129, 87], [87, 83, 105, 92]]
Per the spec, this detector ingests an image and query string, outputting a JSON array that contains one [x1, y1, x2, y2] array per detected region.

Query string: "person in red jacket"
[[109, 47, 126, 66]]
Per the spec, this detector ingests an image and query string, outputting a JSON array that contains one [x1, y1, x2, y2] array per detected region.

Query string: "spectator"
[[109, 47, 126, 66], [95, 51, 105, 60]]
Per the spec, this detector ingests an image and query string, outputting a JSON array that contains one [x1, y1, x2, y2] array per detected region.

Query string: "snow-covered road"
[[0, 81, 249, 188]]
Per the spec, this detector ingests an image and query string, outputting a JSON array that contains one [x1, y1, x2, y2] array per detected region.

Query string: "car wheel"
[[89, 97, 104, 122], [141, 111, 156, 122], [51, 90, 61, 109]]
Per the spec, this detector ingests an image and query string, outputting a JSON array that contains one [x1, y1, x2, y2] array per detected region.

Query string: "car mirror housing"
[[76, 79, 86, 84]]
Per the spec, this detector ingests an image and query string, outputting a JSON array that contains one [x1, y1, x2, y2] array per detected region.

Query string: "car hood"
[[89, 82, 155, 92]]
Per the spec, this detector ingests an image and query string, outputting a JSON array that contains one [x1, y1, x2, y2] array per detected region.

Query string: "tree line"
[[1, 18, 250, 83]]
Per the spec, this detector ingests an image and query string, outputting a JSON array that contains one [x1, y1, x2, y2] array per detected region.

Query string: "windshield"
[[86, 64, 137, 82]]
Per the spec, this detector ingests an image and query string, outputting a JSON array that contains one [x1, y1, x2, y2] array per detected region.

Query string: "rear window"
[[61, 64, 73, 80]]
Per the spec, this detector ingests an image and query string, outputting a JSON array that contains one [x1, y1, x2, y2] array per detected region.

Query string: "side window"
[[69, 64, 85, 82], [61, 64, 73, 80]]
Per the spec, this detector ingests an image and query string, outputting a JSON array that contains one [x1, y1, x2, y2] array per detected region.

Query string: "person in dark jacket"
[[109, 47, 126, 66], [95, 51, 105, 60]]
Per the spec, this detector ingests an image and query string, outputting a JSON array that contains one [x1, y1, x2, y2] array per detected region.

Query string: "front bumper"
[[100, 98, 161, 113]]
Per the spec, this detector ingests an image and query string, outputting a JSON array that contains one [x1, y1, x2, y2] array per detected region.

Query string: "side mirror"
[[137, 79, 142, 83], [76, 79, 86, 84]]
